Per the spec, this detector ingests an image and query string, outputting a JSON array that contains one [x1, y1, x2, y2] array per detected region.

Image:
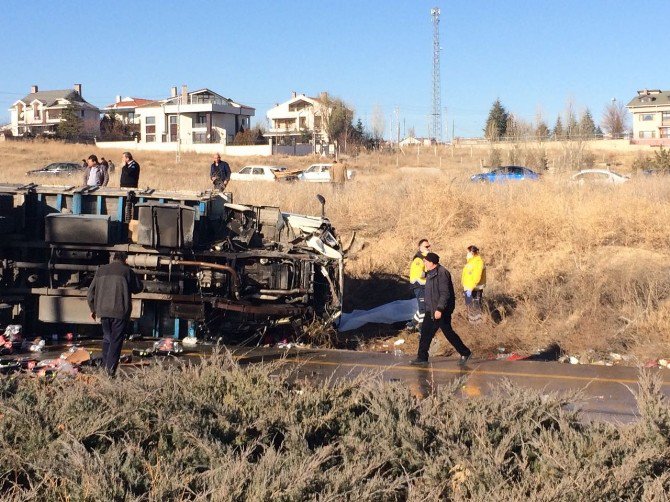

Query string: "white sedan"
[[297, 163, 354, 182], [230, 165, 296, 182], [571, 169, 629, 185]]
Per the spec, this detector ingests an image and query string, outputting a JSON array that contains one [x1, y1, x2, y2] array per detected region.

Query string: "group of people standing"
[[82, 152, 141, 188], [407, 239, 486, 366]]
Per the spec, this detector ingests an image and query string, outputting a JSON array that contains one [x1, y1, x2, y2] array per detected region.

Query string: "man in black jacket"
[[411, 252, 471, 366], [210, 153, 231, 189], [120, 151, 140, 188], [87, 252, 142, 375]]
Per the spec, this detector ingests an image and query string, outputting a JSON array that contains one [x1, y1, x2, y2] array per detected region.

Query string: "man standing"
[[210, 153, 231, 190], [87, 252, 142, 376], [120, 151, 140, 188], [411, 252, 472, 366], [82, 154, 104, 186], [407, 239, 431, 330], [330, 160, 347, 185]]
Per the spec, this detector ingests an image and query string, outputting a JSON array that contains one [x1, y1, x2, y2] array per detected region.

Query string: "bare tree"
[[370, 105, 385, 142], [601, 100, 630, 139]]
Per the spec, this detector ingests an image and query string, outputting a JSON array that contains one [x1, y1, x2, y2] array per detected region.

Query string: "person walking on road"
[[210, 153, 231, 190], [82, 154, 105, 186], [87, 252, 142, 376], [407, 238, 431, 330], [461, 245, 486, 322], [120, 151, 140, 188], [411, 252, 472, 366]]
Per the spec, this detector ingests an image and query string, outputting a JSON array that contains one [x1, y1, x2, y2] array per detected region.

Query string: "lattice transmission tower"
[[430, 7, 442, 143]]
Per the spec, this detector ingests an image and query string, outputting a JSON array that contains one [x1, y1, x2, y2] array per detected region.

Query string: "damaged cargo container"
[[0, 184, 343, 339]]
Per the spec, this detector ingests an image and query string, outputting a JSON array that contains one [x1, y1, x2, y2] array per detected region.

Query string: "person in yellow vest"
[[406, 239, 431, 330], [461, 245, 486, 322]]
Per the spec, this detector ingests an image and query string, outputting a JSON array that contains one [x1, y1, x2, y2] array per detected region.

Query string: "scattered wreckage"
[[0, 183, 344, 342]]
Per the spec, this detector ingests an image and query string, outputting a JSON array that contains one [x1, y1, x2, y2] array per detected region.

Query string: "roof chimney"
[[171, 86, 178, 98], [74, 83, 82, 95], [115, 95, 121, 103], [181, 85, 188, 104], [31, 85, 38, 94], [291, 91, 297, 98]]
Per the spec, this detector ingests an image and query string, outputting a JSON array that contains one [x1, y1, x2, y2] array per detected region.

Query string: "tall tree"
[[484, 99, 508, 140], [318, 93, 354, 154], [578, 109, 596, 138], [535, 120, 550, 140], [370, 104, 386, 141], [57, 104, 83, 141], [553, 116, 564, 139], [601, 100, 629, 138]]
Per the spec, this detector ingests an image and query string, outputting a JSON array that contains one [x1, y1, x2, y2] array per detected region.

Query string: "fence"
[[95, 140, 272, 157]]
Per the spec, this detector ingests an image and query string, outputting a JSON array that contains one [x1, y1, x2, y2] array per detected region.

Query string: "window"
[[81, 110, 85, 118], [639, 131, 656, 139], [239, 167, 251, 174], [193, 132, 206, 143], [145, 116, 156, 136], [33, 104, 40, 120], [145, 134, 155, 142], [661, 128, 670, 139], [252, 168, 265, 176], [195, 113, 206, 126], [127, 112, 135, 122], [640, 114, 655, 121]]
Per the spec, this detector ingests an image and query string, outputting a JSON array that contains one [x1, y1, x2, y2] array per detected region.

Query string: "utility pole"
[[430, 7, 442, 143], [395, 106, 400, 166]]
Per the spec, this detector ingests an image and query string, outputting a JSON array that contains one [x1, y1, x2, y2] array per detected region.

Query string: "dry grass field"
[[1, 140, 669, 360]]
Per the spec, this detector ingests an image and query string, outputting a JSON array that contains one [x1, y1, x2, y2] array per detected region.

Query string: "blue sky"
[[0, 0, 667, 138]]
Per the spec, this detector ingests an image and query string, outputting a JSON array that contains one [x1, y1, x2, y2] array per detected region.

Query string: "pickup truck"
[[230, 165, 297, 182], [297, 163, 354, 182]]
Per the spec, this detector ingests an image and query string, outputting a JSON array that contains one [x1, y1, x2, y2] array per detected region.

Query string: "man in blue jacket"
[[411, 252, 472, 366], [87, 252, 142, 376], [210, 153, 231, 189]]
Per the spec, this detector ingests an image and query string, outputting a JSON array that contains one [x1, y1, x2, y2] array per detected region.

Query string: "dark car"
[[470, 165, 541, 183], [26, 162, 84, 176]]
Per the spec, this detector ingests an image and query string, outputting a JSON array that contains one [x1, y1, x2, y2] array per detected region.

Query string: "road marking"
[[260, 357, 669, 387]]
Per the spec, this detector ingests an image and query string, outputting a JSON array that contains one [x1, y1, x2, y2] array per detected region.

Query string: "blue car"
[[470, 165, 541, 183]]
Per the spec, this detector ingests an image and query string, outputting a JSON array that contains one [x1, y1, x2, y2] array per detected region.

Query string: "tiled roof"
[[627, 90, 670, 108], [104, 98, 154, 110]]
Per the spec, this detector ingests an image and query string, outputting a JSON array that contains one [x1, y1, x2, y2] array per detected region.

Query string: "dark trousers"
[[464, 289, 484, 320], [417, 313, 470, 361], [413, 286, 426, 314], [101, 318, 127, 376]]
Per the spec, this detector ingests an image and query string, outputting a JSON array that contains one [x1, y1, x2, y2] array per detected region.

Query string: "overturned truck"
[[0, 184, 343, 339]]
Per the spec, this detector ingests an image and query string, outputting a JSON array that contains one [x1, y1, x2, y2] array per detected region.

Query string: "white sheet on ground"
[[338, 298, 418, 332]]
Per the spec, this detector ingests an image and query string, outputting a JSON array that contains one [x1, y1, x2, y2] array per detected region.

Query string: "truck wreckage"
[[0, 183, 343, 340]]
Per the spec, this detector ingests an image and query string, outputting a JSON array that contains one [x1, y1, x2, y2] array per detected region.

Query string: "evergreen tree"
[[57, 104, 83, 141], [595, 125, 603, 138], [484, 99, 508, 140], [553, 116, 564, 139], [535, 120, 550, 140], [579, 109, 596, 138]]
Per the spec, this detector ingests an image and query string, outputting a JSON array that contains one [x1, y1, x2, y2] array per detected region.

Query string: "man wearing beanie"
[[411, 252, 472, 366]]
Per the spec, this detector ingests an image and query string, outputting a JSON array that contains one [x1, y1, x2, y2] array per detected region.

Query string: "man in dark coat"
[[210, 153, 231, 189], [411, 252, 472, 366], [87, 252, 142, 375], [120, 151, 140, 188]]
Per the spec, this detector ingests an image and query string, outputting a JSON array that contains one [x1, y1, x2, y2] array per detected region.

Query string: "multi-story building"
[[265, 92, 332, 146], [136, 86, 254, 144], [8, 84, 100, 137], [627, 89, 670, 146]]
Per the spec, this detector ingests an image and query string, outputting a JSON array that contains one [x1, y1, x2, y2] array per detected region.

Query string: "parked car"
[[297, 163, 354, 182], [571, 169, 629, 185], [470, 166, 541, 183], [26, 162, 83, 176], [230, 165, 297, 182]]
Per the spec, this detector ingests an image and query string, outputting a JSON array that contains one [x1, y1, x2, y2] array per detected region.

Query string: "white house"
[[103, 96, 155, 125], [8, 84, 100, 137], [136, 86, 254, 144], [399, 136, 432, 147], [265, 92, 332, 146], [626, 89, 670, 146]]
